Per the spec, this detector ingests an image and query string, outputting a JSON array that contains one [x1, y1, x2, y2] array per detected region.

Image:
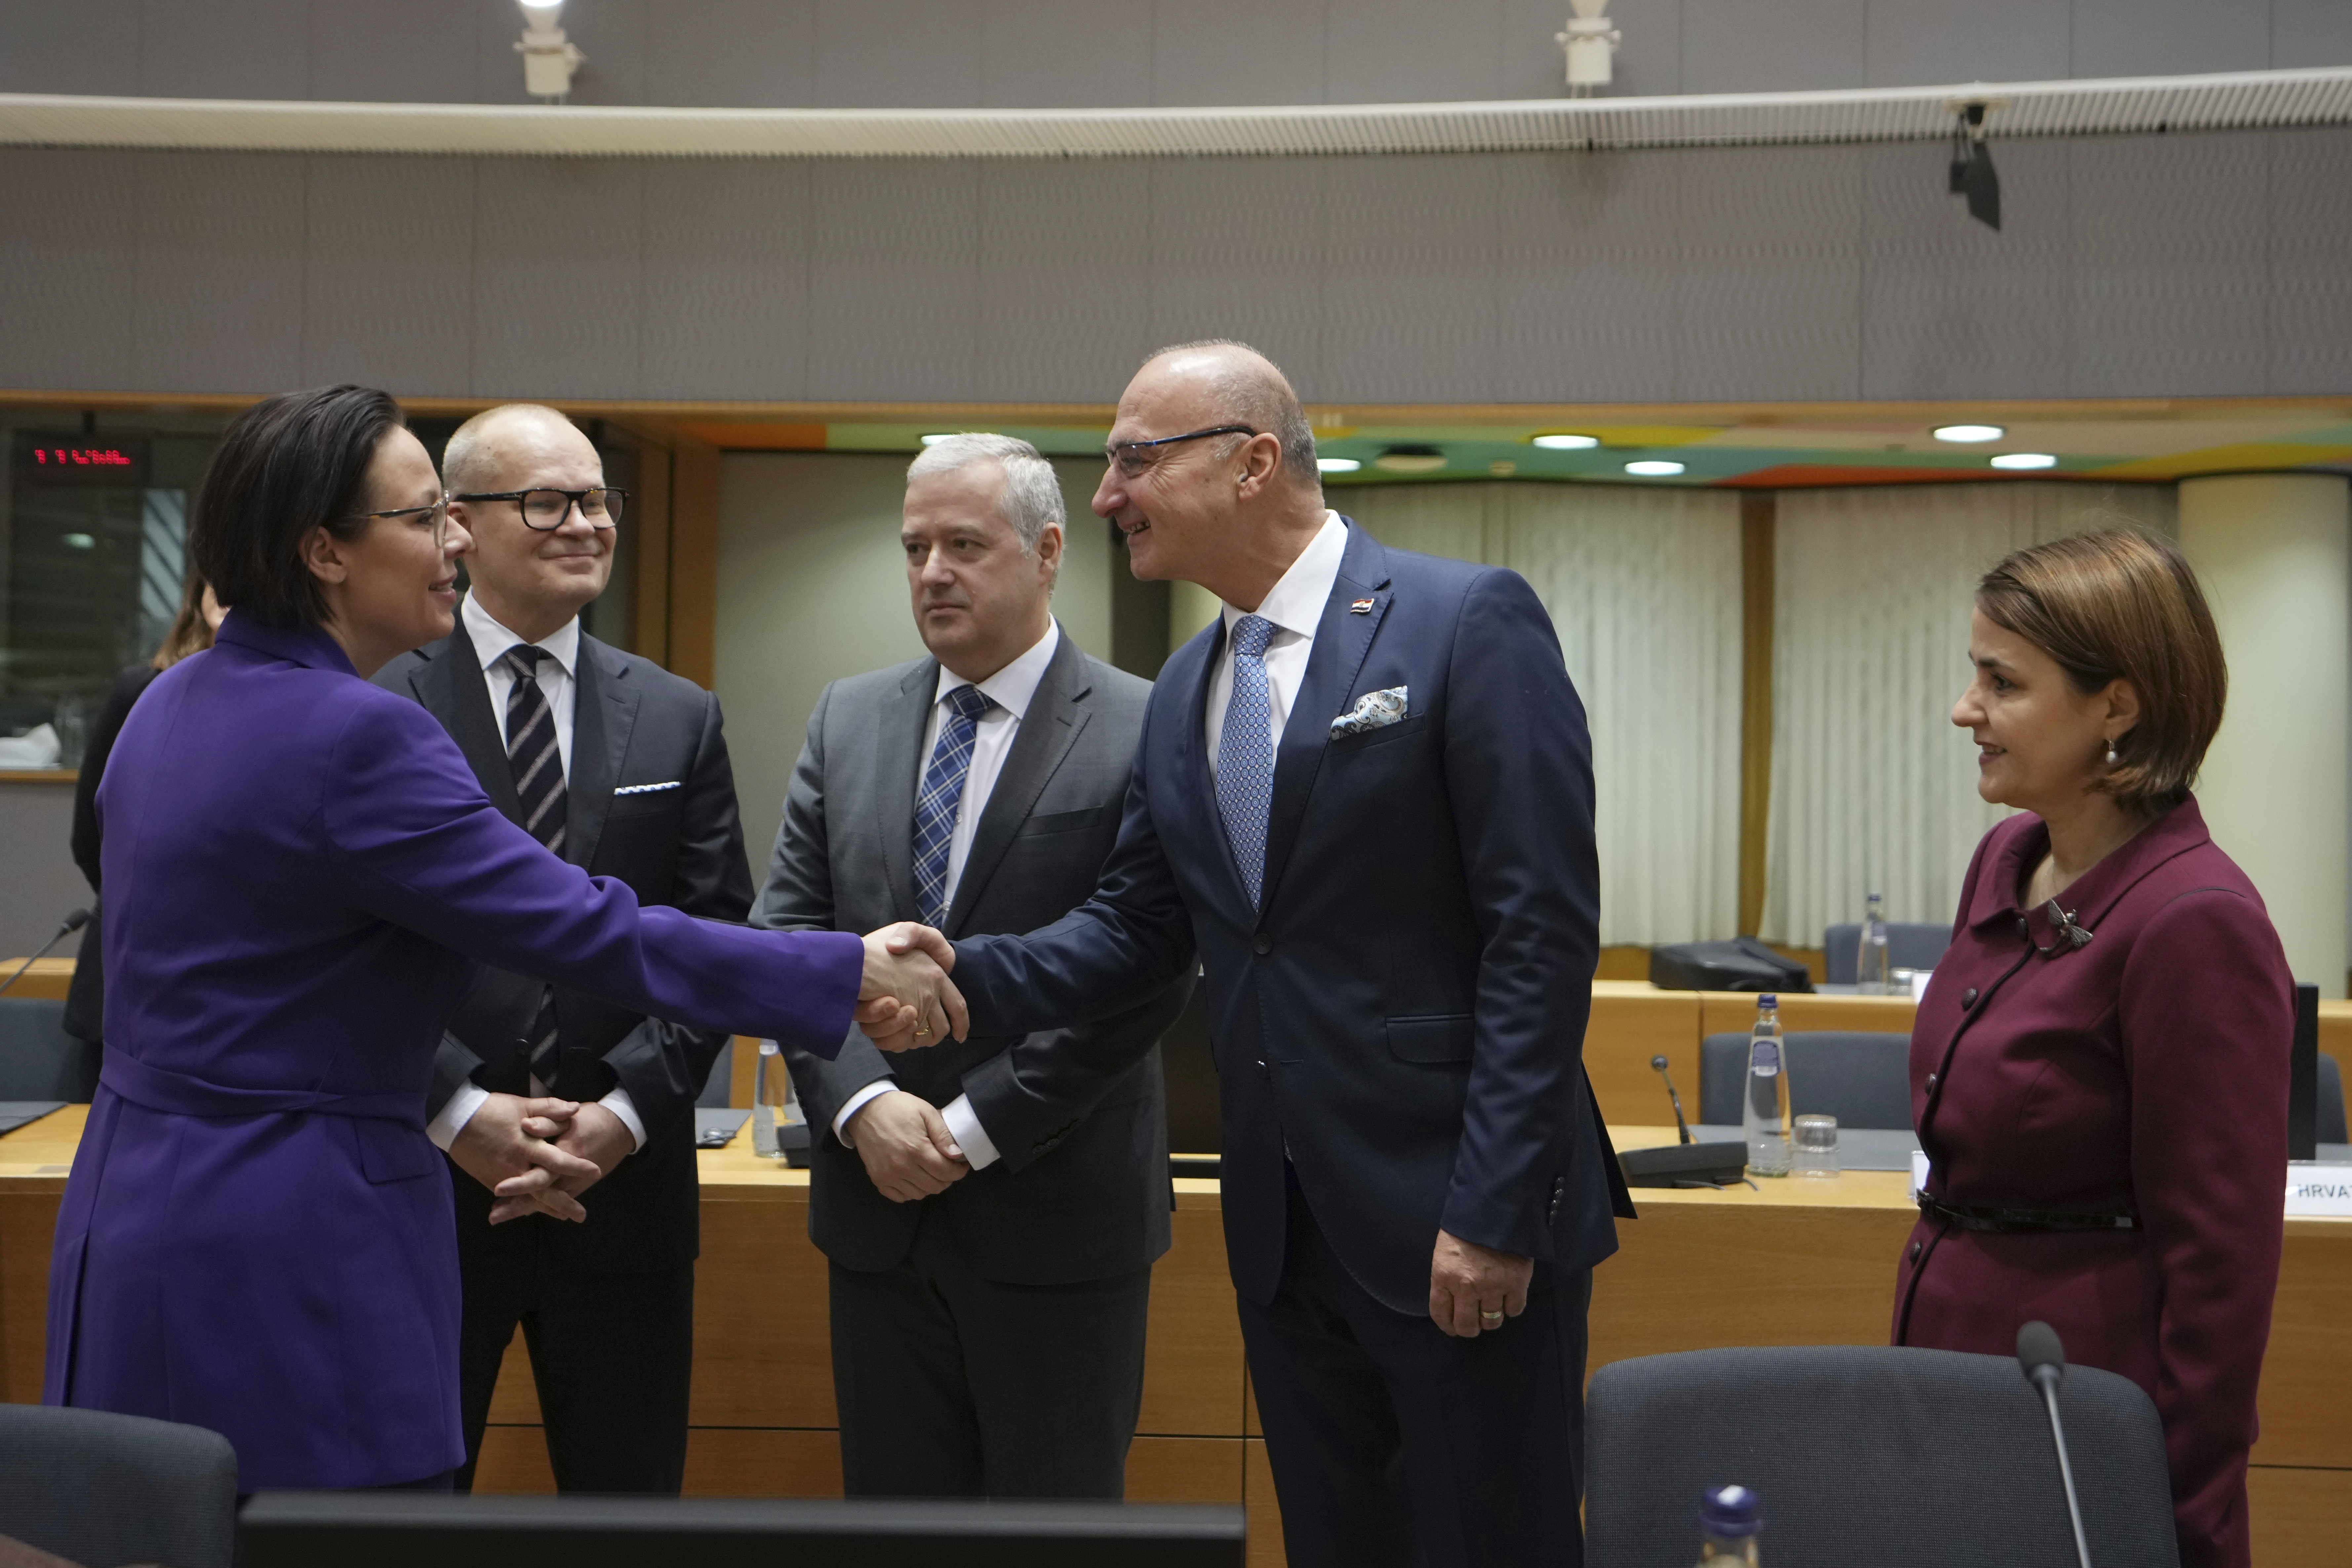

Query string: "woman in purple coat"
[[1894, 528, 2291, 1568], [44, 387, 961, 1492]]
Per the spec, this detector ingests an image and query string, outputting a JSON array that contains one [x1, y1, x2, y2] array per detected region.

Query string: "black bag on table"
[[1647, 937, 1813, 993]]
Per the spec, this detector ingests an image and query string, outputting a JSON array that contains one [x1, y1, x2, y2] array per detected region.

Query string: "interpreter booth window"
[[0, 408, 646, 774]]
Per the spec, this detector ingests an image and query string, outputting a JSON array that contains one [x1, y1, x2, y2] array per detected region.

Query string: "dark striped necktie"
[[502, 645, 568, 1091]]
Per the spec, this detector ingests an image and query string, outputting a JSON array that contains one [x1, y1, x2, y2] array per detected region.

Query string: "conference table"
[[2, 979, 2346, 1567]]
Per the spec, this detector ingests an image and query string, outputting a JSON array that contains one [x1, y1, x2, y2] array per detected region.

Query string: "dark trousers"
[[827, 1208, 1152, 1499], [453, 1221, 695, 1495], [1237, 1172, 1592, 1568]]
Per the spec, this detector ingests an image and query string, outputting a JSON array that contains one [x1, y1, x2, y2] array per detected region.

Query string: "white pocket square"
[[1330, 686, 1408, 737], [613, 780, 682, 796]]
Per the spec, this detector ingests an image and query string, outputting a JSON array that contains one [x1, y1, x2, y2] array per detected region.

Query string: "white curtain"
[[1762, 482, 2178, 945], [1339, 484, 1744, 946]]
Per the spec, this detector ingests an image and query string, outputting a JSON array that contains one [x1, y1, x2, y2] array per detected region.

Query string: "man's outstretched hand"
[[858, 922, 966, 1051]]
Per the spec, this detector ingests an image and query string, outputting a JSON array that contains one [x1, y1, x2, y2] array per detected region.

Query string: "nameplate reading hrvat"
[[2285, 1164, 2352, 1218]]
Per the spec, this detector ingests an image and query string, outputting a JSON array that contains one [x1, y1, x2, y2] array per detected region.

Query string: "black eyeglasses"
[[348, 496, 454, 544], [1104, 425, 1257, 480], [451, 488, 627, 530]]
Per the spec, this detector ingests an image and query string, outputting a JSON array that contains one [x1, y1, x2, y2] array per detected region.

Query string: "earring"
[[2105, 738, 2119, 766]]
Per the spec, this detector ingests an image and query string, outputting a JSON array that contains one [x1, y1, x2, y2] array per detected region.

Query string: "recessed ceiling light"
[[1933, 423, 2005, 443], [1317, 457, 1361, 473], [918, 433, 955, 446], [1989, 452, 2057, 470], [1625, 460, 1685, 477], [1373, 446, 1448, 474], [1531, 433, 1600, 450]]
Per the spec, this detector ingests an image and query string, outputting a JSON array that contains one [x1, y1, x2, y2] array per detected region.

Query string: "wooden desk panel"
[[1584, 982, 1701, 1126], [0, 957, 73, 1003]]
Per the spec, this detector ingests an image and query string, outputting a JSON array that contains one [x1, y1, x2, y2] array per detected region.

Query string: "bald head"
[[442, 403, 590, 497], [1142, 341, 1320, 491]]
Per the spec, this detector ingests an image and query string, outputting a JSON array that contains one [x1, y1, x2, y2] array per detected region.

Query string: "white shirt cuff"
[[832, 1079, 897, 1148], [427, 1082, 492, 1152], [597, 1087, 646, 1153], [940, 1094, 1002, 1170]]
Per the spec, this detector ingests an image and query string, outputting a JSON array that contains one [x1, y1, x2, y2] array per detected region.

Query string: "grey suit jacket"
[[753, 627, 1191, 1285]]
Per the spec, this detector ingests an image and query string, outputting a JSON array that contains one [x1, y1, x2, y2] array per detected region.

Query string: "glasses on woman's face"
[[350, 495, 454, 546], [449, 488, 627, 530]]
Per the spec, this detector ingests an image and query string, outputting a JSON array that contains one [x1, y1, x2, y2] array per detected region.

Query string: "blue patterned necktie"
[[1216, 615, 1277, 908], [912, 684, 996, 928]]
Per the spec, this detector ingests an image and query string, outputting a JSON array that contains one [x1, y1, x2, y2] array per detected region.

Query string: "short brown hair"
[[1976, 527, 2226, 815], [190, 385, 406, 628]]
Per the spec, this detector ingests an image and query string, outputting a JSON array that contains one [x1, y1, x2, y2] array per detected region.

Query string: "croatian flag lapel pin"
[[1349, 597, 1375, 614]]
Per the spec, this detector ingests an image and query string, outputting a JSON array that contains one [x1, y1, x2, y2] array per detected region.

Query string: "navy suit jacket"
[[953, 522, 1632, 1314]]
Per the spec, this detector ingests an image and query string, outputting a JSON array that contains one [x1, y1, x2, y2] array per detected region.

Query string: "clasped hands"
[[856, 922, 965, 1053], [450, 1093, 633, 1225]]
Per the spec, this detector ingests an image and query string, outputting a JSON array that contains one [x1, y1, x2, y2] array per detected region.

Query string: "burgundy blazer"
[[1894, 796, 2291, 1568], [45, 614, 863, 1491]]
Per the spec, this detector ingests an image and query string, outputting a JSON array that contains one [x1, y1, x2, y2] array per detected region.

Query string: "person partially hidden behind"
[[754, 434, 1192, 1499], [1897, 527, 2291, 1568], [878, 343, 1631, 1568], [376, 403, 747, 1494]]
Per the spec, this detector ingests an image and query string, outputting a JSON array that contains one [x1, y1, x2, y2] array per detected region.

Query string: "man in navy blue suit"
[[878, 341, 1632, 1567]]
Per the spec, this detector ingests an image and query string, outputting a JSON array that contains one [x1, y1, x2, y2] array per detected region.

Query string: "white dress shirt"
[[1205, 511, 1350, 775], [426, 593, 646, 1156], [833, 620, 1063, 1171]]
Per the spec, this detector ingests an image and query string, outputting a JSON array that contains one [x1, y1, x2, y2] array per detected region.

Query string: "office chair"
[[0, 998, 99, 1101], [1823, 922, 1953, 984], [1697, 1030, 1913, 1131], [1585, 1345, 2178, 1568], [0, 1405, 238, 1568]]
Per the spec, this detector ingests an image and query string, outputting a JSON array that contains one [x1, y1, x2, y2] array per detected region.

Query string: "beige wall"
[[713, 451, 1112, 865]]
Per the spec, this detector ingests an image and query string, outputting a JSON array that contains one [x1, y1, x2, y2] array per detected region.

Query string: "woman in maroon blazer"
[[1895, 527, 2291, 1568]]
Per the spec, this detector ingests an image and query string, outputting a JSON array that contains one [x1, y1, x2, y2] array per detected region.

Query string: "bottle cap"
[[1758, 992, 1776, 1006], [1700, 1484, 1763, 1537]]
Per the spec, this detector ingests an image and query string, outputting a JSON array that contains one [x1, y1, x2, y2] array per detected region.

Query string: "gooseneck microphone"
[[2017, 1320, 2093, 1568], [1651, 1054, 1694, 1146], [0, 908, 91, 999]]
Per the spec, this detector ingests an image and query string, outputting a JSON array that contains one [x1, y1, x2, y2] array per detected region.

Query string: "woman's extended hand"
[[857, 923, 967, 1050]]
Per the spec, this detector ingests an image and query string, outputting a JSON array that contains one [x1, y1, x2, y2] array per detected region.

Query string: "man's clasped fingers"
[[1428, 1228, 1534, 1338], [847, 1091, 969, 1203]]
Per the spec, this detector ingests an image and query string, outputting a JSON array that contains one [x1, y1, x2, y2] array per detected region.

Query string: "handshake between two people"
[[456, 921, 969, 1225]]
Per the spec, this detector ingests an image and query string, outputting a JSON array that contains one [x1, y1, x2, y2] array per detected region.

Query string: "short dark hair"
[[190, 385, 407, 628], [1976, 527, 2226, 816]]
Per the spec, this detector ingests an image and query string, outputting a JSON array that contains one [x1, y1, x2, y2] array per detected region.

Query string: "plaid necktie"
[[502, 645, 568, 1091], [1216, 615, 1277, 908], [912, 684, 995, 929]]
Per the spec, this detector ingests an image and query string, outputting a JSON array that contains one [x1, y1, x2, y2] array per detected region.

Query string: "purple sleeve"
[[320, 693, 862, 1059], [2120, 887, 2292, 1566]]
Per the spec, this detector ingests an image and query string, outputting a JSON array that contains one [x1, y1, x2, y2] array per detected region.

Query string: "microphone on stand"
[[0, 909, 92, 999], [1651, 1055, 1694, 1146], [2017, 1321, 2094, 1568]]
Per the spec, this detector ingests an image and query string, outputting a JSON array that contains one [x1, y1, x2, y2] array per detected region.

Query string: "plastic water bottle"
[[1856, 892, 1892, 994], [751, 1040, 787, 1159], [1743, 995, 1792, 1178], [1695, 1484, 1763, 1565]]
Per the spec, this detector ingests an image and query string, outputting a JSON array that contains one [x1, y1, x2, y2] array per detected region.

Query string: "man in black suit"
[[753, 433, 1191, 1498], [376, 403, 751, 1494]]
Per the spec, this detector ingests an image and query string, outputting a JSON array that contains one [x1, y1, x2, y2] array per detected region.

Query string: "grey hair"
[[905, 433, 1065, 554], [442, 402, 577, 496], [1147, 339, 1320, 490]]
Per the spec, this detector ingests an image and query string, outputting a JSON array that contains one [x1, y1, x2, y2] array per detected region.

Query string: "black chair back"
[[0, 1404, 238, 1568], [1585, 1345, 2179, 1568], [2319, 1051, 2348, 1145], [1823, 922, 1952, 984], [1697, 1030, 1913, 1130], [0, 998, 99, 1101]]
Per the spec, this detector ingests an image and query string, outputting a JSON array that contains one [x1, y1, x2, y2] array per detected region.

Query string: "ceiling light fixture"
[[1933, 423, 2004, 443], [1625, 460, 1685, 477], [1317, 457, 1362, 474], [918, 433, 956, 446], [1373, 446, 1448, 474], [1990, 453, 2057, 470], [1531, 433, 1601, 450], [1945, 98, 2005, 231], [517, 0, 584, 103], [1555, 0, 1621, 97]]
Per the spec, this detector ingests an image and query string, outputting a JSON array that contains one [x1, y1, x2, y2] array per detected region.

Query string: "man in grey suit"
[[753, 434, 1192, 1499]]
